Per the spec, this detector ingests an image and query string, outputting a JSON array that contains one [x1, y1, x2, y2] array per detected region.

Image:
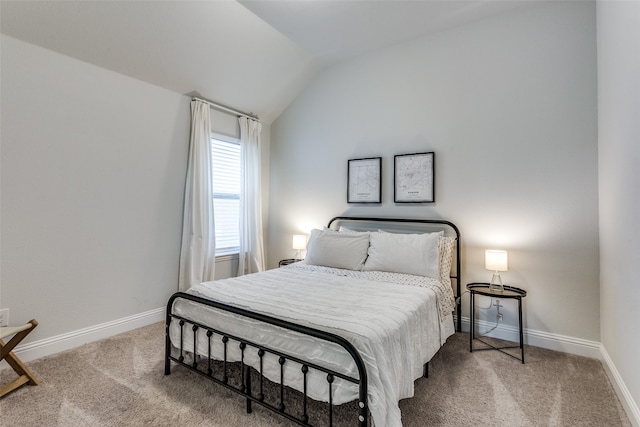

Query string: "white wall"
[[597, 1, 640, 424], [0, 35, 190, 343], [269, 2, 599, 344], [0, 35, 271, 352]]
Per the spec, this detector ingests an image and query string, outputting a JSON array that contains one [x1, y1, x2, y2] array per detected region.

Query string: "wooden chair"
[[0, 319, 40, 398]]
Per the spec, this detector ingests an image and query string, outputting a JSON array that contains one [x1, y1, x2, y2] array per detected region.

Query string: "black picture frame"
[[394, 152, 435, 203], [347, 157, 382, 203]]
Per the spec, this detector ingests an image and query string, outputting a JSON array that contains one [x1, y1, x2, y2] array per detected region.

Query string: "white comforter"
[[169, 263, 454, 427]]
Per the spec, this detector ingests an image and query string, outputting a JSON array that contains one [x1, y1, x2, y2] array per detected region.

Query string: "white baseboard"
[[4, 307, 165, 366], [600, 345, 640, 427], [459, 316, 601, 358]]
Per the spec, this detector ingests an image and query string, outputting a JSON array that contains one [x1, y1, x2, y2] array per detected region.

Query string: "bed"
[[165, 216, 461, 426]]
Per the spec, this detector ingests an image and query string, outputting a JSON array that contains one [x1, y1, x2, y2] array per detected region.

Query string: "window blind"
[[211, 138, 240, 255]]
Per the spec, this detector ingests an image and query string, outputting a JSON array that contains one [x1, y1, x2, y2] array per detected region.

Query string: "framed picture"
[[394, 152, 435, 203], [347, 157, 382, 203]]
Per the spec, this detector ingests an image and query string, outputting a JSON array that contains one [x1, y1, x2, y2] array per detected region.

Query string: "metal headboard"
[[327, 216, 462, 332]]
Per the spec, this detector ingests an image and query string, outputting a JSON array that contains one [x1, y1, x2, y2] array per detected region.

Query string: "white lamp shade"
[[292, 235, 307, 250], [485, 250, 508, 272]]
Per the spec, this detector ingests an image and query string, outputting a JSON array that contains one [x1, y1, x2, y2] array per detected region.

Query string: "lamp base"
[[488, 272, 504, 293]]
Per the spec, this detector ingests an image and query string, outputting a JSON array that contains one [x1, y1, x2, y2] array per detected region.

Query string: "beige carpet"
[[0, 322, 631, 426]]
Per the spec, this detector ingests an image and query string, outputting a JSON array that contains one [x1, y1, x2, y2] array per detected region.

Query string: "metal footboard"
[[165, 292, 369, 426]]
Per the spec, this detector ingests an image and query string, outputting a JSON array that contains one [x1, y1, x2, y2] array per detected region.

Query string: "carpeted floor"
[[0, 322, 631, 426]]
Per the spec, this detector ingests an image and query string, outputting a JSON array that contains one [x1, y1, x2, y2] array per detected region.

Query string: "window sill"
[[215, 252, 239, 263]]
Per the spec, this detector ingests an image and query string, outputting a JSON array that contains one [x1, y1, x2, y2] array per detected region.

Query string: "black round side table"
[[467, 282, 527, 363]]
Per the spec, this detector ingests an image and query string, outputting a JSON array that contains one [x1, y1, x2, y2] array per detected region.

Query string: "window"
[[211, 137, 241, 256]]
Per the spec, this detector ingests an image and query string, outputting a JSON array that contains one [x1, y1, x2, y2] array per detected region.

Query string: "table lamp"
[[292, 234, 307, 260], [485, 250, 508, 293]]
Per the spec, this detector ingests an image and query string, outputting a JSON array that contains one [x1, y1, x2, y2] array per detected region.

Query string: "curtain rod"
[[192, 96, 259, 122]]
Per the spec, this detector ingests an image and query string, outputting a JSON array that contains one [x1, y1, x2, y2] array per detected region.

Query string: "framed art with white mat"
[[347, 157, 382, 203], [394, 152, 435, 203]]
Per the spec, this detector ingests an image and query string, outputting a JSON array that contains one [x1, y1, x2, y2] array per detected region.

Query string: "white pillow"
[[305, 229, 370, 271], [439, 236, 456, 283], [363, 231, 441, 278]]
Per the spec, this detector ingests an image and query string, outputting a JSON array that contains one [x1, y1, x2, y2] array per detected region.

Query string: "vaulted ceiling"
[[1, 0, 531, 124]]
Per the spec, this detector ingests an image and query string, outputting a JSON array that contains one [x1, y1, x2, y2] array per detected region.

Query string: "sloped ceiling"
[[0, 0, 319, 124], [239, 0, 532, 65], [1, 0, 530, 124]]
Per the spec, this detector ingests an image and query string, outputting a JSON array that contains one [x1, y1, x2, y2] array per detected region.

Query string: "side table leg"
[[518, 296, 525, 363], [470, 291, 474, 352]]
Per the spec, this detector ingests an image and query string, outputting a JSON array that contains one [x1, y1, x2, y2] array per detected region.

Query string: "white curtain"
[[237, 117, 266, 275], [178, 100, 216, 291]]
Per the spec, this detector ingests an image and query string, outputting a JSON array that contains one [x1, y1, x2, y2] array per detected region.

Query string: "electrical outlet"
[[0, 308, 9, 327]]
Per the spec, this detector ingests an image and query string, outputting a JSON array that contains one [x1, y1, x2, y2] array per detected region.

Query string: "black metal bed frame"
[[165, 216, 461, 426]]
